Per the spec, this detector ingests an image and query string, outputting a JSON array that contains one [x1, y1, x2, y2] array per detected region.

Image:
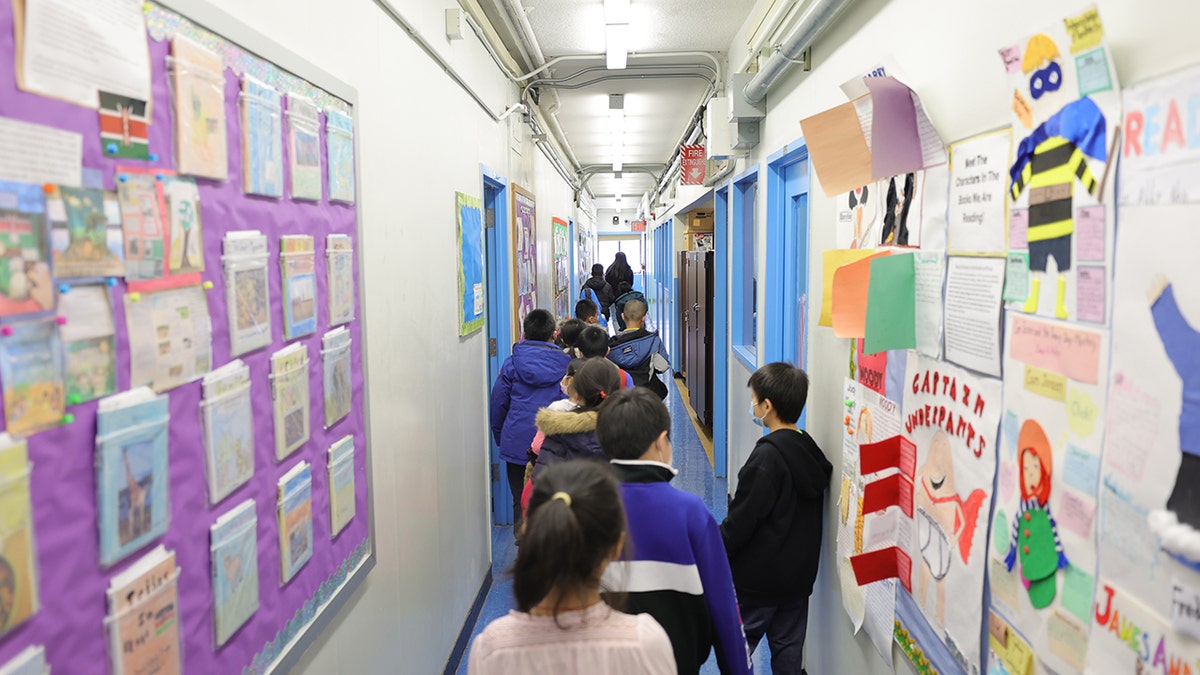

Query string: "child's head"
[[622, 299, 647, 328], [576, 325, 610, 358], [556, 318, 586, 350], [591, 263, 604, 277], [1017, 419, 1052, 504], [513, 461, 626, 615], [596, 387, 671, 462], [575, 299, 599, 324], [617, 281, 633, 296], [569, 358, 621, 411], [748, 362, 809, 425], [524, 309, 557, 342]]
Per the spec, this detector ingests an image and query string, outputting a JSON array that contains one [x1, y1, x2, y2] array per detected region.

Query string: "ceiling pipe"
[[737, 0, 805, 75], [742, 0, 856, 105]]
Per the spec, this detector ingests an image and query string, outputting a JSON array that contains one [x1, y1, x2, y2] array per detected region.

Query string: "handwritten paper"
[[948, 129, 1012, 255], [0, 117, 82, 187], [1009, 207, 1029, 249], [1024, 364, 1067, 401], [1063, 7, 1104, 54], [801, 103, 874, 197], [18, 0, 152, 108], [1008, 315, 1103, 384], [1058, 490, 1096, 537], [1003, 252, 1030, 302], [1076, 266, 1106, 324], [998, 460, 1016, 502], [1003, 410, 1019, 456], [999, 45, 1023, 75], [913, 251, 944, 359], [1076, 48, 1113, 97], [820, 249, 877, 327], [1061, 565, 1095, 624], [1067, 388, 1099, 438], [1047, 610, 1088, 672], [943, 256, 1005, 376], [1075, 206, 1106, 262], [1102, 376, 1159, 480], [1171, 578, 1200, 642], [1062, 444, 1101, 498]]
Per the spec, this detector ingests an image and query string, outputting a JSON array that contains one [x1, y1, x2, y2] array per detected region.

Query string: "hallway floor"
[[456, 378, 775, 674]]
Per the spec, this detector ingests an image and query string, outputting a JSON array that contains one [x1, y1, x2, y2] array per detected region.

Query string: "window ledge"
[[732, 344, 757, 371]]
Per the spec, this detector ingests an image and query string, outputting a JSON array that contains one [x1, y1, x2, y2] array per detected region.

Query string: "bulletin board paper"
[[947, 129, 1013, 256], [0, 3, 372, 674], [511, 183, 536, 342], [457, 192, 484, 336]]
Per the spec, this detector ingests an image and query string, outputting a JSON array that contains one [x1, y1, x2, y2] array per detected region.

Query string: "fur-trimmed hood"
[[535, 408, 598, 436]]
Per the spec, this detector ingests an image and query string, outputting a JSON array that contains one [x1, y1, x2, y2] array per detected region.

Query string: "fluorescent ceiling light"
[[613, 160, 624, 172], [606, 23, 628, 70], [604, 0, 630, 24]]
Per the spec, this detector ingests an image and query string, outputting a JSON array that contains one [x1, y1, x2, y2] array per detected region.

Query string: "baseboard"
[[443, 567, 494, 675]]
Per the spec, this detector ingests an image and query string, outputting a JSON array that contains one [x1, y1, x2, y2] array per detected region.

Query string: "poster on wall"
[[552, 217, 569, 319], [576, 220, 591, 291], [1085, 63, 1200, 673], [987, 312, 1109, 675], [511, 184, 537, 341], [456, 192, 484, 336], [947, 128, 1012, 256], [1000, 6, 1121, 324]]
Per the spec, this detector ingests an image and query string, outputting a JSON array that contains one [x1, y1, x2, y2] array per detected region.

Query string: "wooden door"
[[697, 251, 714, 426], [678, 251, 690, 379]]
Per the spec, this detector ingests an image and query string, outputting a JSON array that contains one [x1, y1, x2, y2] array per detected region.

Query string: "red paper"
[[863, 472, 914, 517], [850, 546, 913, 592], [860, 434, 917, 477], [857, 341, 888, 395]]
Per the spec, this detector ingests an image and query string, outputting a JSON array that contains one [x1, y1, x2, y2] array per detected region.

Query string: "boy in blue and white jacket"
[[597, 387, 753, 675], [488, 309, 571, 540], [608, 298, 670, 399]]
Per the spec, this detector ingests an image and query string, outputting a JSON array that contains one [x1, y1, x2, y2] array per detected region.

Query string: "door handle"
[[693, 303, 700, 312]]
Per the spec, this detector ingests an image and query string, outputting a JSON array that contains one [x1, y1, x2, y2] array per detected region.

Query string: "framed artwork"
[[510, 183, 537, 343]]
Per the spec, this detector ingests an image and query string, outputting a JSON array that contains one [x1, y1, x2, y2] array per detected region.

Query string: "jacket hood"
[[512, 341, 571, 387], [536, 408, 598, 435]]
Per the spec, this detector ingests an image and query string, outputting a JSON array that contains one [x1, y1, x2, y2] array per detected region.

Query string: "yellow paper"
[[821, 249, 878, 327], [1047, 610, 1088, 671], [988, 611, 1034, 675], [1067, 387, 1099, 437], [1064, 7, 1104, 54], [800, 102, 874, 197], [1024, 364, 1067, 401]]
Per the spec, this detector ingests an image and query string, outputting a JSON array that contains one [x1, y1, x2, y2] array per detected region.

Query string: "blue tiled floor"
[[457, 379, 773, 674]]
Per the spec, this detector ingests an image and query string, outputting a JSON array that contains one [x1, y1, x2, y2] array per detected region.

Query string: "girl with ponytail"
[[468, 461, 675, 674]]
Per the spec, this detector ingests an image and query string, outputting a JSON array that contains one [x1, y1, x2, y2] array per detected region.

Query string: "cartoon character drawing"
[[914, 431, 987, 626], [1004, 420, 1069, 609], [1149, 274, 1200, 533], [1009, 33, 1107, 319], [881, 173, 915, 246]]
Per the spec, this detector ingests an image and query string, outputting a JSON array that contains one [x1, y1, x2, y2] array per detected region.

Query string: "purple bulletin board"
[[511, 183, 537, 343], [0, 1, 374, 673]]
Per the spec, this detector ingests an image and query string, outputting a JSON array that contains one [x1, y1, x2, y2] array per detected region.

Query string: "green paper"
[[1061, 564, 1095, 624], [1004, 251, 1030, 302], [1028, 575, 1058, 609], [864, 253, 916, 354]]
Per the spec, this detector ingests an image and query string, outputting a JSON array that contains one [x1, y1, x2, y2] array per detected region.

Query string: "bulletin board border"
[[153, 0, 377, 672]]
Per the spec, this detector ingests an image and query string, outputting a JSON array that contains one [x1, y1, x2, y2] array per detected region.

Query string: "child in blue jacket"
[[489, 309, 572, 540]]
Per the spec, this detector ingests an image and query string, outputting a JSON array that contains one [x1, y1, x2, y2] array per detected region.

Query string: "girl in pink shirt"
[[468, 461, 676, 675]]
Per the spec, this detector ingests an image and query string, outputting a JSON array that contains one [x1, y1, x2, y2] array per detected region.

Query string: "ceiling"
[[480, 0, 760, 215]]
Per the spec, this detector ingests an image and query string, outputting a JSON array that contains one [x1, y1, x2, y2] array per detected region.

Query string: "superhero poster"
[[903, 353, 1002, 675], [999, 6, 1121, 324]]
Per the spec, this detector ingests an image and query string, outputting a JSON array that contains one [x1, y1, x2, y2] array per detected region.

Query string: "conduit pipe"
[[742, 0, 856, 105]]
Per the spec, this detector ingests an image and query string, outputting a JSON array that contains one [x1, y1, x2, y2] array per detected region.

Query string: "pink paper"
[[1076, 205, 1105, 261], [1010, 208, 1029, 249], [1058, 491, 1096, 537], [1000, 45, 1023, 74], [998, 461, 1016, 502], [1076, 266, 1106, 323], [1009, 315, 1103, 384], [865, 77, 923, 179]]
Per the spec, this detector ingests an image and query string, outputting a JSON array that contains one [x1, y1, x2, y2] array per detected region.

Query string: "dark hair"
[[617, 281, 633, 296], [748, 362, 809, 424], [575, 299, 599, 322], [570, 358, 621, 411], [512, 461, 626, 616], [556, 318, 586, 350], [524, 309, 556, 342], [883, 173, 915, 245], [576, 325, 610, 358], [596, 387, 670, 460], [591, 263, 604, 277]]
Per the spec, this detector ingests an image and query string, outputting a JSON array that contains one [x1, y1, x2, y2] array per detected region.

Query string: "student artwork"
[[0, 319, 66, 436], [210, 499, 259, 646], [902, 353, 1001, 674], [834, 171, 938, 250], [0, 436, 38, 640], [0, 181, 54, 318], [160, 176, 205, 277], [322, 328, 351, 429], [48, 185, 125, 280], [326, 109, 355, 203], [222, 231, 271, 356], [99, 91, 150, 160], [326, 233, 354, 327], [95, 388, 171, 567], [328, 435, 355, 537], [277, 461, 313, 584], [280, 234, 316, 340], [1086, 63, 1200, 673], [552, 218, 569, 295], [58, 283, 117, 404], [170, 35, 228, 180], [988, 313, 1108, 675], [201, 361, 255, 504], [124, 285, 213, 392], [511, 184, 537, 341], [455, 193, 483, 335], [1000, 10, 1120, 322], [115, 166, 170, 283], [947, 128, 1013, 256], [271, 343, 310, 461], [105, 545, 180, 675], [240, 75, 284, 198], [286, 94, 321, 200]]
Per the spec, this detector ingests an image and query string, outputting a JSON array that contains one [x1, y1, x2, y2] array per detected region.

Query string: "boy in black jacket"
[[721, 362, 832, 675]]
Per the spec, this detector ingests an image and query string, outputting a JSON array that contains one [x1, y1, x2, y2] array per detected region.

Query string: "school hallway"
[[453, 377, 777, 675]]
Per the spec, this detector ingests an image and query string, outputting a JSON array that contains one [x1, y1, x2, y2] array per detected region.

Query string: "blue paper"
[[96, 392, 171, 566], [457, 193, 484, 336], [1062, 443, 1101, 498]]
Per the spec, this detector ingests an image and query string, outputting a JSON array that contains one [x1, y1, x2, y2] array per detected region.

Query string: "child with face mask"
[[721, 362, 832, 675]]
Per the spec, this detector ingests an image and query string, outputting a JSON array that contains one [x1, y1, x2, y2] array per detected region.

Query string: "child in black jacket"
[[720, 362, 832, 675]]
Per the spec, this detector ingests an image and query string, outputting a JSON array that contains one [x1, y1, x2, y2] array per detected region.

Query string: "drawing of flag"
[[99, 92, 150, 160]]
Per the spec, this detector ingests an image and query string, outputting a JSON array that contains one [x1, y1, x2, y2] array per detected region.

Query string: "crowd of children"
[[480, 295, 830, 675]]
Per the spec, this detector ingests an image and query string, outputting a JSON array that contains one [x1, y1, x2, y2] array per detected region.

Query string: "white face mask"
[[750, 403, 765, 428]]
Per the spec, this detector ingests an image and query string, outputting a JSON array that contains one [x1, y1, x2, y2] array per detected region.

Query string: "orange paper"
[[820, 249, 878, 327], [800, 102, 874, 197], [831, 253, 886, 337]]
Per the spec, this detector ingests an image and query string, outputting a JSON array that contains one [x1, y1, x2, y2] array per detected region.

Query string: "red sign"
[[631, 220, 647, 232], [680, 144, 706, 185]]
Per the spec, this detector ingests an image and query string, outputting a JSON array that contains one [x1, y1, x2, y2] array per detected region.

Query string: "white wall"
[[192, 0, 576, 672], [722, 0, 1200, 673]]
